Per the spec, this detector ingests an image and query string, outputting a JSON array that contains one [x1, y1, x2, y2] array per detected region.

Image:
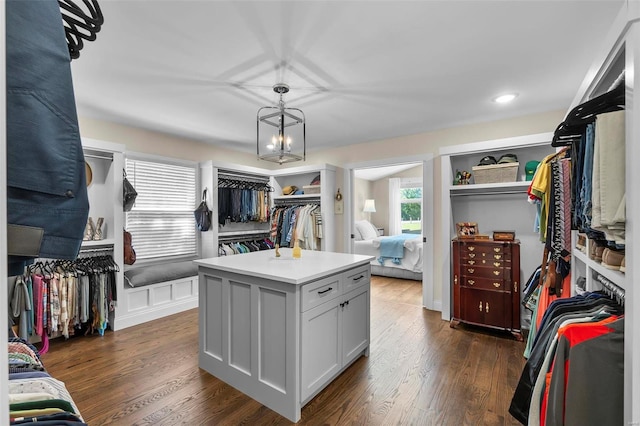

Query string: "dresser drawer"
[[460, 276, 506, 291], [343, 265, 370, 294], [460, 249, 511, 262], [461, 258, 507, 268], [460, 265, 510, 280], [301, 274, 342, 312]]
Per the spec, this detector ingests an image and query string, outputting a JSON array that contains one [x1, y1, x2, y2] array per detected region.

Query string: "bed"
[[353, 220, 423, 280]]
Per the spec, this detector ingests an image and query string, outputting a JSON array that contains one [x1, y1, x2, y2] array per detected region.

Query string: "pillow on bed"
[[353, 226, 364, 241], [355, 220, 379, 240]]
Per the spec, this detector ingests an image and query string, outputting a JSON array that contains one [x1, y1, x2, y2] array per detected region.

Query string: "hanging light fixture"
[[257, 83, 306, 164]]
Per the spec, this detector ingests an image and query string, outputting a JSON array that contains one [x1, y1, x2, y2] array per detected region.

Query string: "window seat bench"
[[115, 261, 199, 330]]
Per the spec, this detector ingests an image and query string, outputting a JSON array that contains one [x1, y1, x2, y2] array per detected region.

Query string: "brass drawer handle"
[[514, 281, 518, 293], [468, 279, 475, 285], [468, 246, 475, 251], [468, 260, 475, 265], [482, 260, 486, 264], [493, 248, 500, 253], [493, 282, 500, 288], [493, 262, 500, 267], [494, 255, 502, 260], [467, 268, 475, 274], [486, 302, 489, 313], [479, 301, 483, 311], [469, 253, 476, 258], [493, 270, 500, 276]]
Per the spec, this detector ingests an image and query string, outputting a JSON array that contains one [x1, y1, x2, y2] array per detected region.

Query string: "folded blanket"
[[377, 234, 418, 265]]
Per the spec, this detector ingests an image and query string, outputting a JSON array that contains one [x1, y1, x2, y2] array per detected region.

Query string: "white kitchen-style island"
[[195, 249, 374, 422]]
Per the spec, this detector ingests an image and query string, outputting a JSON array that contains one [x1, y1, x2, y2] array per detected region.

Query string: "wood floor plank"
[[41, 277, 526, 425]]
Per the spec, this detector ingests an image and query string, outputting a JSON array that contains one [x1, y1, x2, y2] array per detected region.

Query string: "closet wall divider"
[[200, 161, 337, 257]]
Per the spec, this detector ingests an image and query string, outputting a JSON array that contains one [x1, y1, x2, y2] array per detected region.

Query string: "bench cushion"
[[124, 260, 198, 288]]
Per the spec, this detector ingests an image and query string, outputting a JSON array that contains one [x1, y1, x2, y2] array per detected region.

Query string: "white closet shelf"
[[573, 247, 625, 289], [273, 194, 321, 200], [81, 238, 115, 248], [449, 180, 530, 196]]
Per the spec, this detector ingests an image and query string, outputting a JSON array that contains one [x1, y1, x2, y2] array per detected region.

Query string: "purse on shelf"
[[194, 188, 212, 232], [123, 169, 138, 212], [123, 229, 136, 265]]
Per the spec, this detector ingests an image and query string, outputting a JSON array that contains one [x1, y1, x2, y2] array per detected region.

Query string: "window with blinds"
[[125, 158, 197, 261]]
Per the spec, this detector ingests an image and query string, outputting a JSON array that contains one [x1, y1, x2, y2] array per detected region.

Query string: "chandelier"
[[257, 83, 306, 164]]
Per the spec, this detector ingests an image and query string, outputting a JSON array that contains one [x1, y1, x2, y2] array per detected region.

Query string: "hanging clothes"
[[270, 204, 322, 250], [510, 290, 624, 425], [6, 0, 90, 276]]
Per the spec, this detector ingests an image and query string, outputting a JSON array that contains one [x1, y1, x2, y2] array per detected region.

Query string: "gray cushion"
[[124, 260, 198, 288]]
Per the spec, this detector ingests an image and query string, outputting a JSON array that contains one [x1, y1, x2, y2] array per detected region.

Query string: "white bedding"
[[354, 235, 423, 273]]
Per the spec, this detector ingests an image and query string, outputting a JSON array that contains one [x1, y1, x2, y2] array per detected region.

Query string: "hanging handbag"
[[194, 188, 212, 232], [123, 169, 138, 212], [123, 229, 136, 265]]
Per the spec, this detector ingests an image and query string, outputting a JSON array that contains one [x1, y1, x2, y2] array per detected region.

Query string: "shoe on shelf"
[[576, 233, 586, 252], [602, 248, 625, 270], [83, 217, 95, 241], [620, 256, 626, 273], [93, 217, 104, 241]]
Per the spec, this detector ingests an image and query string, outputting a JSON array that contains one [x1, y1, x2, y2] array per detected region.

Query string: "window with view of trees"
[[400, 185, 422, 234]]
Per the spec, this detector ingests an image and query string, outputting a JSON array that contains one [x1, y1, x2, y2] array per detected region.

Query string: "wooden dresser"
[[450, 238, 522, 340]]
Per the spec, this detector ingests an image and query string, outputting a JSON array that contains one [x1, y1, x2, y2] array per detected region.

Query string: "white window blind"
[[125, 158, 197, 261]]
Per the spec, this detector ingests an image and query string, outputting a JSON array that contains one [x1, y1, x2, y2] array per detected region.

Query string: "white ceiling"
[[71, 0, 623, 155]]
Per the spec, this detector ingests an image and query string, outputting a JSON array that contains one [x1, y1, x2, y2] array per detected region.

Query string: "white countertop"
[[195, 249, 374, 284]]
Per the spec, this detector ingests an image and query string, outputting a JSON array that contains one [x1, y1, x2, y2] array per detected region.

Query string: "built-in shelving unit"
[[439, 132, 556, 325], [81, 137, 126, 330], [200, 162, 337, 257]]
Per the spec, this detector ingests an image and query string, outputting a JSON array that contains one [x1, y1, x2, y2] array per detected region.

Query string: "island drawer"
[[343, 265, 370, 294], [301, 274, 342, 312]]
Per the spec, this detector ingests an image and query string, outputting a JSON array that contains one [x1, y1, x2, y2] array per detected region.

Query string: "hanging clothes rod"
[[593, 271, 625, 305], [84, 153, 113, 161], [218, 170, 270, 183], [218, 232, 271, 243], [273, 198, 320, 206], [78, 246, 114, 254]]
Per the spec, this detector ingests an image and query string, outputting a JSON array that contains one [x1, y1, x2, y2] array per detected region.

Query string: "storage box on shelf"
[[472, 162, 519, 184]]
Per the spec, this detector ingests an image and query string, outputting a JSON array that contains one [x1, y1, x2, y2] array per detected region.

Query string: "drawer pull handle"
[[482, 260, 486, 264], [494, 262, 500, 267], [468, 280, 475, 285], [494, 255, 502, 260], [493, 271, 500, 276], [479, 301, 483, 311], [317, 287, 333, 295], [468, 246, 475, 251], [468, 260, 475, 265], [493, 248, 500, 253], [454, 275, 458, 285], [469, 253, 476, 258], [467, 268, 475, 274], [514, 282, 518, 293], [486, 302, 489, 313], [340, 300, 350, 308], [353, 275, 365, 282], [493, 282, 500, 288]]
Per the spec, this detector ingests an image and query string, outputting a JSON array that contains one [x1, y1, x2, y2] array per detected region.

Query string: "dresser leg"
[[511, 331, 524, 342], [449, 319, 460, 329]]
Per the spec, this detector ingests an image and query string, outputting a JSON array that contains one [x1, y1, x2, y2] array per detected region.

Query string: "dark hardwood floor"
[[41, 276, 526, 425]]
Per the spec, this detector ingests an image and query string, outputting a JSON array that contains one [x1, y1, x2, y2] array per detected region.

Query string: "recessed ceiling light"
[[493, 93, 518, 104]]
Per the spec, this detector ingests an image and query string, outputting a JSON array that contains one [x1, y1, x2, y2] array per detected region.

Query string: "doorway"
[[344, 154, 435, 310]]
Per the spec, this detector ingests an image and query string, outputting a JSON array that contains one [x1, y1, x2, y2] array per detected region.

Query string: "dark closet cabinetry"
[[451, 238, 522, 340]]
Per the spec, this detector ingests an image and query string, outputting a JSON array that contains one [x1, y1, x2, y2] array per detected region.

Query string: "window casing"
[[125, 157, 197, 262]]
